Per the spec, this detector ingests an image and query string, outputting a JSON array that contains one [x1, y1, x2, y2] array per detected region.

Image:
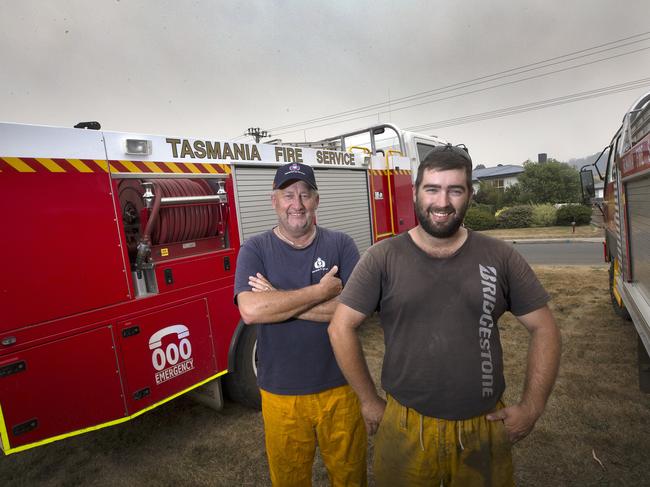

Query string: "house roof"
[[472, 164, 524, 182]]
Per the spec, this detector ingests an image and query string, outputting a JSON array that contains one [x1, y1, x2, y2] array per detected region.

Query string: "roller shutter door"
[[627, 176, 650, 299], [233, 166, 372, 253], [315, 169, 372, 253]]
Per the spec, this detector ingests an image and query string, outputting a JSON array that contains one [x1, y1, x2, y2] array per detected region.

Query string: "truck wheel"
[[224, 323, 261, 410], [639, 337, 650, 393], [609, 261, 631, 321]]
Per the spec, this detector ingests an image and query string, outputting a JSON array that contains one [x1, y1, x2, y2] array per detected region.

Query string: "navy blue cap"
[[273, 163, 318, 190]]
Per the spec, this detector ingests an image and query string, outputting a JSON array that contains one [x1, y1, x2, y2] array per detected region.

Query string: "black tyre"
[[609, 261, 631, 321], [224, 323, 261, 410]]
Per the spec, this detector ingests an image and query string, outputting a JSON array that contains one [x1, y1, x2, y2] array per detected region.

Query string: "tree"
[[473, 180, 524, 211], [517, 159, 581, 204], [473, 181, 503, 211], [502, 183, 522, 206]]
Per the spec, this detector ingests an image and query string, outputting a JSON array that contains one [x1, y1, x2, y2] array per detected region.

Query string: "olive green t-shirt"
[[339, 230, 550, 419]]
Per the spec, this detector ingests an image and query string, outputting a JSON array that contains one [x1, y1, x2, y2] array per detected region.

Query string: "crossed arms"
[[237, 266, 343, 324]]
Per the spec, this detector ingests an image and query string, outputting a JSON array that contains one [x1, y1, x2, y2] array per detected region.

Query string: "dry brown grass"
[[2, 266, 649, 486], [502, 266, 650, 486], [481, 225, 603, 240]]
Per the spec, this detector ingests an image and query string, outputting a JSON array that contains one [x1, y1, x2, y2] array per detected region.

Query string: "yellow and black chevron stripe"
[[369, 169, 411, 175], [0, 157, 231, 175]]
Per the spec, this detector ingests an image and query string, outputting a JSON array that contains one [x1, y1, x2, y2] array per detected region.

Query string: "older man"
[[235, 162, 366, 486], [329, 145, 561, 487]]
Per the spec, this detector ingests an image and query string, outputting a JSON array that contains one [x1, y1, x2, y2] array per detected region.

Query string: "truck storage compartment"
[[1, 170, 131, 333], [117, 299, 217, 412], [626, 175, 650, 299], [0, 325, 125, 451]]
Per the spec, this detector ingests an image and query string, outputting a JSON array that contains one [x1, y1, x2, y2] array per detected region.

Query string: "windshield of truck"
[[608, 137, 619, 185], [416, 142, 439, 162], [343, 126, 401, 155]]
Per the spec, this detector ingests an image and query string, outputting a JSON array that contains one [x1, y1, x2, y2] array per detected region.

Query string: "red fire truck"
[[581, 90, 650, 392], [0, 121, 446, 454]]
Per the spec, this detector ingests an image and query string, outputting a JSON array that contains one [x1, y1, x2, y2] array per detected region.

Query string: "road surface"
[[510, 241, 604, 265]]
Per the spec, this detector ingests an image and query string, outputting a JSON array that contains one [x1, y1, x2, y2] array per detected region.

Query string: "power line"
[[269, 32, 650, 131], [272, 45, 650, 136], [271, 46, 650, 138], [272, 37, 650, 131], [267, 31, 650, 134], [375, 41, 650, 113], [405, 78, 650, 132], [409, 78, 650, 130], [381, 34, 650, 106]]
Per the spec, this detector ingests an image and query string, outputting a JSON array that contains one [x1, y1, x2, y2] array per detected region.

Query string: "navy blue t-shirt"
[[234, 226, 360, 395]]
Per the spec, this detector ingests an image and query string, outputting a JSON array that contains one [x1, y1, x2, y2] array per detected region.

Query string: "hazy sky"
[[1, 0, 649, 166]]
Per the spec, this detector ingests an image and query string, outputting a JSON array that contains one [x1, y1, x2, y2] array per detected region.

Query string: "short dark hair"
[[415, 144, 473, 191]]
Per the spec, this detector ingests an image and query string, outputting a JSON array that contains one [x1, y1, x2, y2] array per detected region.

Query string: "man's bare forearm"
[[297, 298, 339, 322], [486, 305, 560, 442], [329, 304, 386, 434], [238, 285, 331, 324], [328, 306, 380, 403], [242, 267, 342, 324], [520, 315, 561, 417]]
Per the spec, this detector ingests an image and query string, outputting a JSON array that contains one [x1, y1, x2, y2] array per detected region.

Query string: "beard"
[[415, 197, 469, 239]]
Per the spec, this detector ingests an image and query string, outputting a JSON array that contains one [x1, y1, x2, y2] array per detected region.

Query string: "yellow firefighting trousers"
[[260, 385, 367, 487], [373, 396, 514, 487]]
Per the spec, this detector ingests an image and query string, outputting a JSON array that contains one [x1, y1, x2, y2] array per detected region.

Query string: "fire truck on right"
[[582, 90, 650, 392]]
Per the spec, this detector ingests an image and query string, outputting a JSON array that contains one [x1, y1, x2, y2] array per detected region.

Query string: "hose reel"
[[118, 177, 229, 270]]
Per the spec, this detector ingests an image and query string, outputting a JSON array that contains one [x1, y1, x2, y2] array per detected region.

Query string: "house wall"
[[472, 174, 521, 193]]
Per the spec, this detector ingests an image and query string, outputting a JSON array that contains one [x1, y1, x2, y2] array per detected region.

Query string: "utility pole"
[[246, 127, 269, 143]]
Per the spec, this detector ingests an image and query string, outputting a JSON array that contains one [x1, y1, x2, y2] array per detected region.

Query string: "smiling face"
[[271, 180, 319, 237], [414, 168, 471, 239]]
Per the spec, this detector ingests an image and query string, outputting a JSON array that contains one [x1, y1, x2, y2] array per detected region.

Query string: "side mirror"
[[580, 169, 595, 202]]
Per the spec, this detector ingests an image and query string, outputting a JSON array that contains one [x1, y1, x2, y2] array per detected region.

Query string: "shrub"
[[464, 207, 497, 230], [502, 183, 522, 207], [473, 182, 503, 211], [531, 204, 557, 227], [470, 201, 495, 213], [470, 202, 493, 212], [496, 205, 533, 228], [556, 204, 592, 226]]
